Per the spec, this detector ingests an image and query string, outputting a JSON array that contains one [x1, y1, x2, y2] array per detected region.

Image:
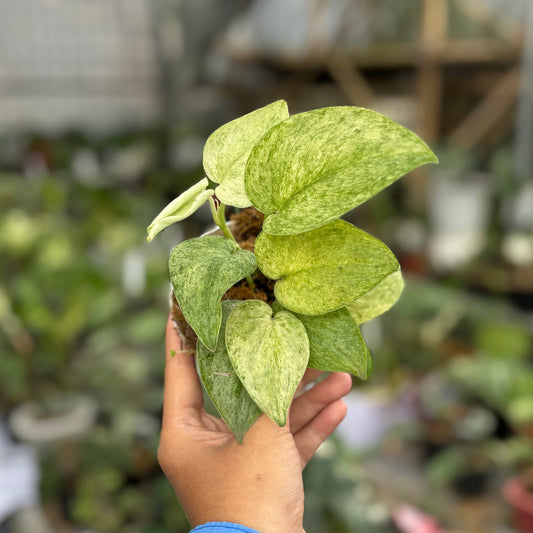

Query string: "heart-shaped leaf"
[[288, 305, 369, 379], [255, 219, 399, 316], [147, 178, 214, 241], [203, 100, 289, 208], [347, 270, 404, 324], [225, 300, 309, 426], [196, 300, 262, 442], [245, 106, 438, 235], [169, 236, 256, 350]]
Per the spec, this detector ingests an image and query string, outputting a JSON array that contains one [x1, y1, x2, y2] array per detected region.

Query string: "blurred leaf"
[[124, 309, 167, 344], [506, 396, 533, 425], [474, 321, 532, 360]]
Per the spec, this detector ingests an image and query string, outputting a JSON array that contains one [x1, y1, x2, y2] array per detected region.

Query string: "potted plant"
[[147, 100, 437, 441]]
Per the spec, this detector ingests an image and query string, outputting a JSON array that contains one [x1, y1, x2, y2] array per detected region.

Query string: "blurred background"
[[1, 1, 533, 532]]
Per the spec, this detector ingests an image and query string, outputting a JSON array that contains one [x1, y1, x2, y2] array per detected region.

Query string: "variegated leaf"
[[347, 270, 404, 324], [288, 305, 369, 379], [245, 106, 438, 235], [147, 178, 214, 241], [225, 300, 309, 426], [169, 236, 256, 350], [203, 100, 289, 208], [196, 300, 262, 442], [255, 219, 399, 316]]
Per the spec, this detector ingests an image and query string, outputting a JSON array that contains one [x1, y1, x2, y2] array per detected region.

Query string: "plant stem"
[[208, 197, 256, 289], [209, 197, 235, 243], [218, 207, 238, 244]]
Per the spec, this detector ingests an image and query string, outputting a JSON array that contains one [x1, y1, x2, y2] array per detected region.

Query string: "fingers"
[[290, 372, 351, 468], [293, 399, 348, 468], [162, 315, 203, 428], [290, 372, 352, 434], [295, 368, 324, 396]]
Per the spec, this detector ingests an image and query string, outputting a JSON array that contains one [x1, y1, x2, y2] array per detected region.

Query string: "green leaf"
[[255, 219, 400, 316], [196, 300, 262, 442], [347, 270, 404, 324], [245, 106, 438, 235], [203, 100, 289, 208], [225, 300, 309, 426], [294, 307, 370, 379], [146, 178, 214, 241], [273, 301, 369, 379], [169, 236, 256, 350]]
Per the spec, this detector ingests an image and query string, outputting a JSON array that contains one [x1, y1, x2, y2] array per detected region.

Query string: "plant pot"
[[502, 467, 533, 533], [428, 171, 491, 272], [8, 394, 98, 446]]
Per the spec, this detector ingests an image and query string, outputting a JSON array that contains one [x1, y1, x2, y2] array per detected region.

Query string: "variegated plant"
[[147, 100, 437, 441]]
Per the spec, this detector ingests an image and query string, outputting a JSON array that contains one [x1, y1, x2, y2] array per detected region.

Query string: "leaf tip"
[[426, 150, 439, 165], [146, 224, 156, 242], [275, 414, 287, 427]]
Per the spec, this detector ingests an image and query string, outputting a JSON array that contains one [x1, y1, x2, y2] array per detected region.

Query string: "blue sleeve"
[[190, 522, 260, 533]]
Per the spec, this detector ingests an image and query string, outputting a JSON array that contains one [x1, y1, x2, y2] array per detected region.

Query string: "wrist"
[[191, 522, 260, 533]]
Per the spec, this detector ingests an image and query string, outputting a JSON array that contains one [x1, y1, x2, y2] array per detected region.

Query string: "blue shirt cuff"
[[190, 522, 260, 533]]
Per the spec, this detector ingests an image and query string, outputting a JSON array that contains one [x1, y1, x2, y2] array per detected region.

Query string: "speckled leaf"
[[225, 300, 309, 426], [203, 100, 289, 208], [347, 270, 404, 324], [147, 178, 214, 241], [169, 236, 256, 350], [294, 307, 370, 379], [245, 106, 438, 235], [196, 300, 261, 442], [255, 219, 399, 316]]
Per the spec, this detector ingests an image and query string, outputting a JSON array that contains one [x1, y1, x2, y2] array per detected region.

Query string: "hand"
[[158, 315, 352, 533]]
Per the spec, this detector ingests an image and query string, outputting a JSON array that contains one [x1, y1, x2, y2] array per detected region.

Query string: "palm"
[[168, 321, 352, 470], [159, 316, 351, 532]]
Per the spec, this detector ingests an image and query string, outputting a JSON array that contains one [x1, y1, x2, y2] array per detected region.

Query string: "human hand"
[[158, 315, 352, 533]]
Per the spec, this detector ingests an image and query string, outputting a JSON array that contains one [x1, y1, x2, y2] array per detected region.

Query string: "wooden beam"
[[407, 0, 449, 211], [221, 40, 521, 71], [417, 0, 448, 143], [327, 56, 376, 107], [448, 67, 519, 148], [452, 0, 524, 46], [442, 39, 522, 63]]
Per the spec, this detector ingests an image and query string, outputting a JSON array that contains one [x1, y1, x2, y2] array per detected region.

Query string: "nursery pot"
[[502, 467, 533, 533], [8, 393, 98, 446], [428, 171, 491, 272]]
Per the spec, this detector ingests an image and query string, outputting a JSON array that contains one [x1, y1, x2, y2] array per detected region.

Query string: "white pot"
[[428, 171, 492, 272], [8, 394, 98, 446]]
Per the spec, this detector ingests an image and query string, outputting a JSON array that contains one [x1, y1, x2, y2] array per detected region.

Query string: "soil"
[[171, 207, 276, 350]]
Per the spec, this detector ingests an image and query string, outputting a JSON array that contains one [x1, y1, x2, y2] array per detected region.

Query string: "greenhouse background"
[[1, 0, 533, 532]]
